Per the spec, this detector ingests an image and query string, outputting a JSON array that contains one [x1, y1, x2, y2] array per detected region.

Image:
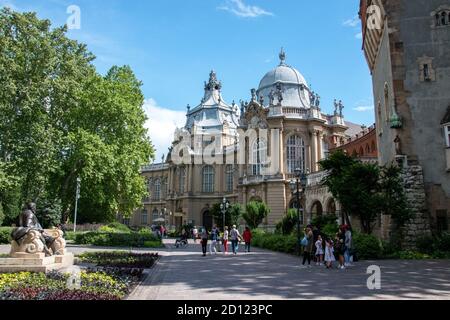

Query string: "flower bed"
[[77, 251, 159, 269], [0, 270, 130, 300]]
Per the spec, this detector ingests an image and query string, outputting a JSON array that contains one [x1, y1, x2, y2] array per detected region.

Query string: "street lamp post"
[[220, 197, 230, 231], [290, 168, 308, 256], [73, 177, 81, 232]]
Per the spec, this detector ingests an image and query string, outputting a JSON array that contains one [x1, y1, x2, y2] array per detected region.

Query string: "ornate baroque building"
[[126, 50, 366, 230], [360, 0, 450, 237]]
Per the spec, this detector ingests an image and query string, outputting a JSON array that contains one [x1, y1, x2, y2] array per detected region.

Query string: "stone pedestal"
[[0, 228, 74, 273], [0, 252, 74, 273]]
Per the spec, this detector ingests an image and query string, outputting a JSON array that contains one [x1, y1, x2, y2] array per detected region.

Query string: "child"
[[324, 238, 335, 269], [315, 235, 324, 266]]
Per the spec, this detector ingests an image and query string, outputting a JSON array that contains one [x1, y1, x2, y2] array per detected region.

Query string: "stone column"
[[317, 131, 324, 163], [311, 130, 318, 172], [279, 128, 284, 175]]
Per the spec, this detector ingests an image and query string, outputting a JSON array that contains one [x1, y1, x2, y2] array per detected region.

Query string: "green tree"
[[243, 201, 270, 230], [210, 203, 243, 229], [320, 151, 410, 235], [276, 209, 298, 235], [0, 9, 154, 224]]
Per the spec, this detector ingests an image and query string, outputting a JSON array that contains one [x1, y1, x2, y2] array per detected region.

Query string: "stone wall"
[[401, 165, 432, 247]]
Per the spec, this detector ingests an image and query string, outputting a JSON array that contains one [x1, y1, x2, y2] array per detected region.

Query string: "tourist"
[[302, 227, 314, 267], [315, 234, 324, 266], [243, 227, 252, 253], [209, 224, 219, 255], [324, 238, 335, 269], [344, 225, 353, 267], [223, 226, 229, 254], [336, 227, 346, 269], [192, 226, 198, 243], [201, 228, 209, 257], [230, 225, 242, 255]]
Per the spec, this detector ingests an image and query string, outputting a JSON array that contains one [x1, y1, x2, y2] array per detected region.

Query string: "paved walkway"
[[127, 239, 450, 300], [2, 241, 450, 300]]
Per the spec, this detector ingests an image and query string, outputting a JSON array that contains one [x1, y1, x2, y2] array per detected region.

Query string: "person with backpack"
[[200, 228, 209, 257], [209, 224, 219, 255], [242, 227, 253, 253], [230, 225, 242, 255], [301, 227, 314, 267]]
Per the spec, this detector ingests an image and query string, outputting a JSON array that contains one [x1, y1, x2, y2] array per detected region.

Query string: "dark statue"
[[11, 202, 55, 256]]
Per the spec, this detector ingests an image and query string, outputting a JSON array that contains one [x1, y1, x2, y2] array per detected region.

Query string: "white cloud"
[[353, 105, 374, 112], [143, 99, 186, 162], [218, 0, 273, 18], [343, 15, 360, 28], [355, 32, 363, 39]]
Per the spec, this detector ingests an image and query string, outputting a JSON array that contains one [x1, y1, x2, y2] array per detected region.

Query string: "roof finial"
[[279, 47, 286, 66]]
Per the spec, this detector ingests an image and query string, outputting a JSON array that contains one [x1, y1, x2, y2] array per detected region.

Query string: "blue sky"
[[1, 0, 375, 160]]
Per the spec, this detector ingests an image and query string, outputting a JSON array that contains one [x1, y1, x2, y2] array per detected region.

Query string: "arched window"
[[141, 209, 148, 225], [202, 165, 215, 193], [252, 139, 267, 176], [371, 141, 376, 153], [178, 166, 186, 194], [359, 147, 364, 156], [442, 12, 447, 25], [153, 179, 161, 201], [225, 164, 234, 192], [286, 135, 306, 173], [366, 144, 370, 154]]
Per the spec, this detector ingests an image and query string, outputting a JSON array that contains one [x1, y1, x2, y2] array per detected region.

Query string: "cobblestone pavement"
[[2, 241, 450, 300]]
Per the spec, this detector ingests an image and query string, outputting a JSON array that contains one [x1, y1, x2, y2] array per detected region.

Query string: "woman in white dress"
[[324, 238, 336, 269], [315, 235, 324, 266]]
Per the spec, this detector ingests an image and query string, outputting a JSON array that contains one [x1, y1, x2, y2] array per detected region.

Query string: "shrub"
[[0, 227, 12, 244], [435, 232, 450, 252], [252, 232, 297, 254], [106, 222, 131, 233], [353, 232, 383, 260], [275, 209, 298, 235], [243, 201, 270, 229], [74, 230, 160, 247]]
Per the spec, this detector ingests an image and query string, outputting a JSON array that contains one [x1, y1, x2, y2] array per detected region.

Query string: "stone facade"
[[125, 52, 364, 230], [360, 0, 450, 236]]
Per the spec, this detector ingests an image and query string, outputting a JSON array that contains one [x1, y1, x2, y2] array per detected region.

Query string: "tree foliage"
[[319, 151, 409, 234], [210, 203, 243, 229], [0, 9, 154, 225], [243, 201, 270, 230]]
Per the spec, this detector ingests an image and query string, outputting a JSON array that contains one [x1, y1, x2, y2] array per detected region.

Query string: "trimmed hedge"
[[252, 231, 297, 254], [74, 231, 162, 248], [0, 227, 12, 244]]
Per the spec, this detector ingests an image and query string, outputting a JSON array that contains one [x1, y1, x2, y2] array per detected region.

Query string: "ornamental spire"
[[279, 47, 286, 66], [204, 70, 222, 92]]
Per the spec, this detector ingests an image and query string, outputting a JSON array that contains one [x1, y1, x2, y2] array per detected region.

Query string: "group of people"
[[192, 225, 253, 257], [301, 224, 354, 270]]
